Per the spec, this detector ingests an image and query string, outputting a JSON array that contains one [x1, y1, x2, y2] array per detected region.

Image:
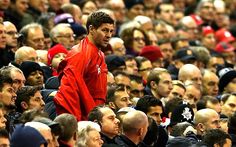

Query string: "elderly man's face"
[[26, 27, 45, 50], [221, 95, 236, 117]]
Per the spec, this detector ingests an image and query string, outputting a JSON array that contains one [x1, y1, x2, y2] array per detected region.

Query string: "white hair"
[[25, 122, 51, 132], [134, 15, 151, 25], [109, 37, 124, 48]]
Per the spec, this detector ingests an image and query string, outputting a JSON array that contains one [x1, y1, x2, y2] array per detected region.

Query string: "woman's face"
[[132, 30, 145, 53]]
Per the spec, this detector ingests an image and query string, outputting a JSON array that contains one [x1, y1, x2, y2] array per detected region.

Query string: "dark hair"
[[106, 85, 126, 104], [54, 113, 78, 142], [135, 56, 149, 69], [221, 93, 236, 104], [88, 105, 107, 125], [86, 11, 114, 31], [165, 98, 183, 116], [202, 129, 231, 147], [130, 75, 143, 83], [154, 1, 173, 14], [136, 95, 163, 114], [228, 111, 236, 134], [123, 55, 135, 62], [0, 70, 13, 92], [0, 128, 9, 139], [16, 86, 42, 113]]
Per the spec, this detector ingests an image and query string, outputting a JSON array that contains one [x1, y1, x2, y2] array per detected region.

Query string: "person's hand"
[[183, 126, 197, 136]]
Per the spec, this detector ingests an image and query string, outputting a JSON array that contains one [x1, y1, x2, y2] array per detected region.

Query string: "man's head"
[[221, 93, 236, 118], [109, 37, 126, 56], [147, 68, 173, 98], [15, 46, 38, 65], [19, 61, 44, 86], [0, 71, 16, 109], [0, 22, 6, 49], [196, 0, 215, 22], [168, 80, 186, 99], [194, 108, 220, 135], [136, 95, 163, 125], [122, 110, 148, 144], [50, 23, 75, 50], [105, 0, 125, 23], [202, 70, 219, 97], [86, 11, 115, 49], [54, 113, 78, 146], [123, 55, 138, 75], [155, 2, 175, 25], [135, 56, 152, 81], [183, 82, 201, 105], [10, 0, 29, 17], [0, 129, 9, 147], [19, 23, 45, 50], [158, 39, 173, 63], [16, 86, 45, 113], [0, 103, 7, 129], [130, 75, 144, 98], [218, 68, 236, 93], [106, 85, 132, 112], [202, 129, 232, 147], [178, 64, 202, 88], [88, 105, 120, 139], [3, 21, 18, 49]]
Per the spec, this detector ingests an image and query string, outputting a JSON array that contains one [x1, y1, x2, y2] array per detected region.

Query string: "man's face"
[[51, 53, 67, 69], [55, 27, 75, 49], [156, 72, 173, 98], [0, 83, 17, 107], [168, 85, 185, 99], [207, 57, 224, 73], [29, 0, 48, 13], [115, 75, 131, 91], [139, 60, 152, 81], [199, 2, 215, 21], [206, 101, 221, 114], [28, 91, 45, 111], [26, 70, 44, 86], [224, 78, 236, 93], [92, 23, 114, 49], [186, 69, 202, 88], [202, 72, 219, 96], [100, 107, 120, 138], [112, 41, 126, 56], [26, 27, 45, 50], [15, 0, 28, 16], [159, 4, 174, 25], [11, 70, 25, 92], [155, 24, 169, 40], [221, 95, 236, 117], [40, 129, 54, 147], [147, 105, 163, 125], [128, 4, 144, 20], [0, 109, 7, 129], [125, 59, 138, 75], [86, 130, 103, 147], [0, 24, 6, 49], [203, 111, 220, 130], [0, 0, 10, 10], [183, 85, 201, 105], [222, 52, 235, 65], [159, 43, 173, 62], [113, 90, 132, 110], [48, 0, 62, 12], [130, 81, 144, 98], [4, 22, 18, 48], [110, 0, 125, 23], [0, 137, 9, 147]]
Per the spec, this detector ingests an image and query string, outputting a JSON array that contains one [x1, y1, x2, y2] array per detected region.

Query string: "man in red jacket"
[[54, 11, 115, 121]]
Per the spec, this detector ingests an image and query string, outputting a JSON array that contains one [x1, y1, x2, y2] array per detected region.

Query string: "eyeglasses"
[[57, 34, 76, 39], [133, 37, 145, 42], [139, 67, 152, 72]]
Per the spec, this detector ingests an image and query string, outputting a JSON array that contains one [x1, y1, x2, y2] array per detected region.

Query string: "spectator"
[[88, 105, 120, 146], [0, 128, 9, 147], [16, 86, 45, 113], [3, 21, 18, 54], [202, 70, 219, 97], [220, 93, 236, 118]]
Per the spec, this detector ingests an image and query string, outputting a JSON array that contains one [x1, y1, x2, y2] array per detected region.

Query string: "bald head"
[[15, 46, 38, 65], [122, 110, 148, 134], [194, 108, 218, 124], [178, 64, 202, 87]]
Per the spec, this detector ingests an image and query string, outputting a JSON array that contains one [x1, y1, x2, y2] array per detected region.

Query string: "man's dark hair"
[[106, 85, 126, 104], [130, 75, 143, 83], [123, 55, 135, 62], [221, 93, 236, 104], [0, 71, 13, 92], [165, 98, 183, 116], [54, 113, 78, 142], [16, 86, 42, 113], [136, 95, 163, 114], [202, 129, 231, 147], [88, 105, 107, 123], [0, 128, 9, 139], [86, 11, 114, 31], [228, 111, 236, 134]]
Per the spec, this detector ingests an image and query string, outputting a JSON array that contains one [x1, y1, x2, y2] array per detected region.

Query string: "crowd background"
[[0, 0, 236, 146]]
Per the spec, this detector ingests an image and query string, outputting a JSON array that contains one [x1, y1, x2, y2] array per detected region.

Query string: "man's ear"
[[197, 123, 205, 133], [21, 101, 29, 110], [89, 25, 95, 35], [150, 81, 157, 89], [108, 102, 116, 110], [138, 128, 143, 137]]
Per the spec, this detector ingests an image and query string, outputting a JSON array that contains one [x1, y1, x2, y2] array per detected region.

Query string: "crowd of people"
[[0, 0, 236, 146]]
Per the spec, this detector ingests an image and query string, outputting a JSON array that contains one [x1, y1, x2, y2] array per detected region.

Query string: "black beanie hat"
[[218, 68, 236, 92], [11, 124, 47, 147], [19, 61, 44, 79], [105, 55, 126, 72], [124, 0, 144, 10]]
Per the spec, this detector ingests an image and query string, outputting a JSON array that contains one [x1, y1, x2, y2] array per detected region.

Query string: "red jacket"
[[54, 37, 108, 121]]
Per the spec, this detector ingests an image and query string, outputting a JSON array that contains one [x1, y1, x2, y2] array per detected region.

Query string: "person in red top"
[[54, 11, 115, 121]]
